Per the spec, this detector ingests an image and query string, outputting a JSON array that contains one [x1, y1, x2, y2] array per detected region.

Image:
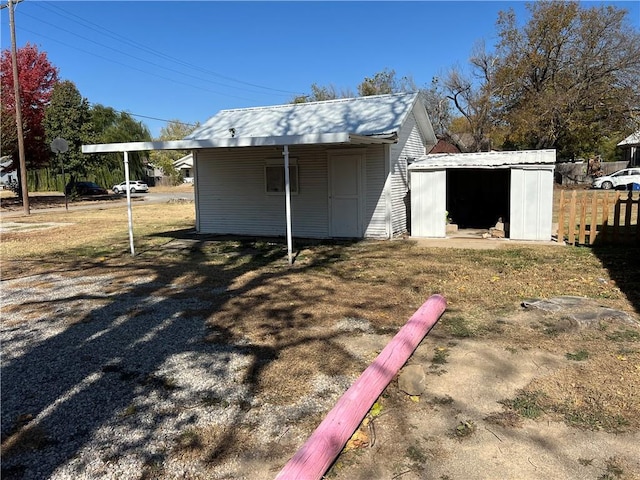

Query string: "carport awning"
[[81, 132, 397, 154]]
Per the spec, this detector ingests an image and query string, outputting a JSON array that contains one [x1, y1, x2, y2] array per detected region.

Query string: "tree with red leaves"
[[1, 43, 59, 171]]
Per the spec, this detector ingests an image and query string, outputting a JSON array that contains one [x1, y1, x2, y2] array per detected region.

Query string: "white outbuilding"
[[408, 149, 556, 241]]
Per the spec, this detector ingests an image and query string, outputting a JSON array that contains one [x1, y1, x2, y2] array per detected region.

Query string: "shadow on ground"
[[592, 244, 640, 314], [0, 233, 364, 479]]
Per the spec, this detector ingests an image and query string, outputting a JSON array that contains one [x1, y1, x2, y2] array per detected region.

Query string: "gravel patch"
[[1, 272, 352, 479]]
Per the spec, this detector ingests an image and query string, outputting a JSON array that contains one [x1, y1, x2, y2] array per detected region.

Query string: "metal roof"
[[187, 92, 420, 141], [82, 93, 430, 154], [618, 131, 640, 147], [408, 150, 556, 170]]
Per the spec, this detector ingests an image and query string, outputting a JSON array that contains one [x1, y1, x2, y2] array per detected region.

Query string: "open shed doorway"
[[446, 168, 510, 232]]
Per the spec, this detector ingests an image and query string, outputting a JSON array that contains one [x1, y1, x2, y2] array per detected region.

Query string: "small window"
[[265, 159, 298, 194]]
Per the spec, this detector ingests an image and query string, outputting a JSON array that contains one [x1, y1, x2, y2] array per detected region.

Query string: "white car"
[[112, 180, 149, 194], [592, 168, 640, 190]]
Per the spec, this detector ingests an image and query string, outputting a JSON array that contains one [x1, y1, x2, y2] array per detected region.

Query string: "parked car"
[[112, 180, 149, 194], [592, 168, 640, 190], [65, 181, 108, 196]]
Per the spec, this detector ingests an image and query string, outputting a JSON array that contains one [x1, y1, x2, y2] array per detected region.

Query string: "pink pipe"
[[275, 294, 447, 480]]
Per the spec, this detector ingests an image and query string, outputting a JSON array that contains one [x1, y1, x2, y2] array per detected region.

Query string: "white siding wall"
[[389, 112, 428, 236], [195, 141, 417, 240], [362, 144, 388, 238], [196, 146, 329, 238], [509, 167, 554, 241]]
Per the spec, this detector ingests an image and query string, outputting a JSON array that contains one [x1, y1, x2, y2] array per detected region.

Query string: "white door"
[[510, 167, 553, 240], [329, 154, 363, 237], [410, 169, 447, 237]]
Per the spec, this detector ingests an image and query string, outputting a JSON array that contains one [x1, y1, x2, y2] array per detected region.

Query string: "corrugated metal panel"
[[410, 149, 556, 169], [196, 147, 329, 238], [188, 93, 418, 140], [510, 168, 554, 241], [618, 130, 640, 146], [411, 170, 447, 237]]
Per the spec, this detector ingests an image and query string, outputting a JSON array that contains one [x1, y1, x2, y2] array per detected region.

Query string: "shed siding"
[[390, 113, 427, 235], [196, 147, 329, 238], [509, 167, 554, 241]]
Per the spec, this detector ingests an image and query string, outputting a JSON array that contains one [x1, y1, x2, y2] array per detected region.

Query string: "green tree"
[[493, 0, 640, 159], [90, 104, 152, 183], [293, 68, 414, 104], [148, 120, 199, 185], [291, 83, 355, 103], [43, 80, 94, 184], [357, 68, 414, 96]]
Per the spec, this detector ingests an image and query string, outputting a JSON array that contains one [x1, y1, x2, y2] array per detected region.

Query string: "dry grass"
[[2, 195, 639, 475], [1, 202, 194, 260]]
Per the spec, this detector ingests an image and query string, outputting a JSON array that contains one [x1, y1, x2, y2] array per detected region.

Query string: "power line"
[[29, 1, 305, 97], [17, 26, 260, 103], [89, 105, 199, 129], [15, 14, 270, 100]]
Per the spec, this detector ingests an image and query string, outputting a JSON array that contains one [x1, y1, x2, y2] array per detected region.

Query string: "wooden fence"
[[556, 190, 639, 246]]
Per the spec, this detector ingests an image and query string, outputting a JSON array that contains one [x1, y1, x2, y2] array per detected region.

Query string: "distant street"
[[0, 188, 195, 219]]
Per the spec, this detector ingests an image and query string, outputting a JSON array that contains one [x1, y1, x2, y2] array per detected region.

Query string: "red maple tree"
[[1, 43, 59, 170]]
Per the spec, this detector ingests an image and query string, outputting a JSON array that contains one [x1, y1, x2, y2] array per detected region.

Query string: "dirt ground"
[[327, 313, 640, 480]]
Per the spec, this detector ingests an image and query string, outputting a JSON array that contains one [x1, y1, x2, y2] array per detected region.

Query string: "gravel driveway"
[[1, 270, 351, 479]]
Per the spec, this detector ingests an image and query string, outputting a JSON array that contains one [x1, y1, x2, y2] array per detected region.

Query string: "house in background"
[[173, 153, 194, 183], [427, 138, 461, 154], [0, 156, 17, 187], [618, 131, 640, 166], [83, 92, 437, 249], [144, 162, 165, 186]]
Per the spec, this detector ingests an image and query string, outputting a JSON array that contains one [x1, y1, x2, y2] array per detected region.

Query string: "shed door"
[[410, 169, 446, 237], [329, 154, 363, 237], [510, 167, 554, 240]]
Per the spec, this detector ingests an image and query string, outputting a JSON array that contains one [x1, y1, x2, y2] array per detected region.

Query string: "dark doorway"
[[446, 168, 510, 229]]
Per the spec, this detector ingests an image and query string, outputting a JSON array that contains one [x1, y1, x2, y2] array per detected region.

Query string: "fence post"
[[613, 192, 622, 243], [589, 192, 598, 245], [623, 191, 633, 244], [601, 192, 609, 244], [578, 192, 587, 245], [557, 190, 565, 243], [568, 190, 578, 246]]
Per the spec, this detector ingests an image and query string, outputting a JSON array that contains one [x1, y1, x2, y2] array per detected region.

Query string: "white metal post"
[[283, 145, 293, 265], [123, 151, 135, 256]]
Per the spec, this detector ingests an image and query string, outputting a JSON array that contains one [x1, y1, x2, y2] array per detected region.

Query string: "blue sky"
[[2, 1, 639, 137]]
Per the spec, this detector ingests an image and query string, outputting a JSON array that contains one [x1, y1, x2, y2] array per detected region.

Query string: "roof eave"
[[82, 132, 397, 154]]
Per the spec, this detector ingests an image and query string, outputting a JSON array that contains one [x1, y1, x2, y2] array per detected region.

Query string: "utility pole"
[[2, 0, 29, 214]]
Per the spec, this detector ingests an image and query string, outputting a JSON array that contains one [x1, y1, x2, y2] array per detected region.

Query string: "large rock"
[[522, 296, 639, 328], [398, 364, 426, 396]]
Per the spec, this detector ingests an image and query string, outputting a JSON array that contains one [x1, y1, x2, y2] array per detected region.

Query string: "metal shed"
[[408, 150, 556, 241]]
